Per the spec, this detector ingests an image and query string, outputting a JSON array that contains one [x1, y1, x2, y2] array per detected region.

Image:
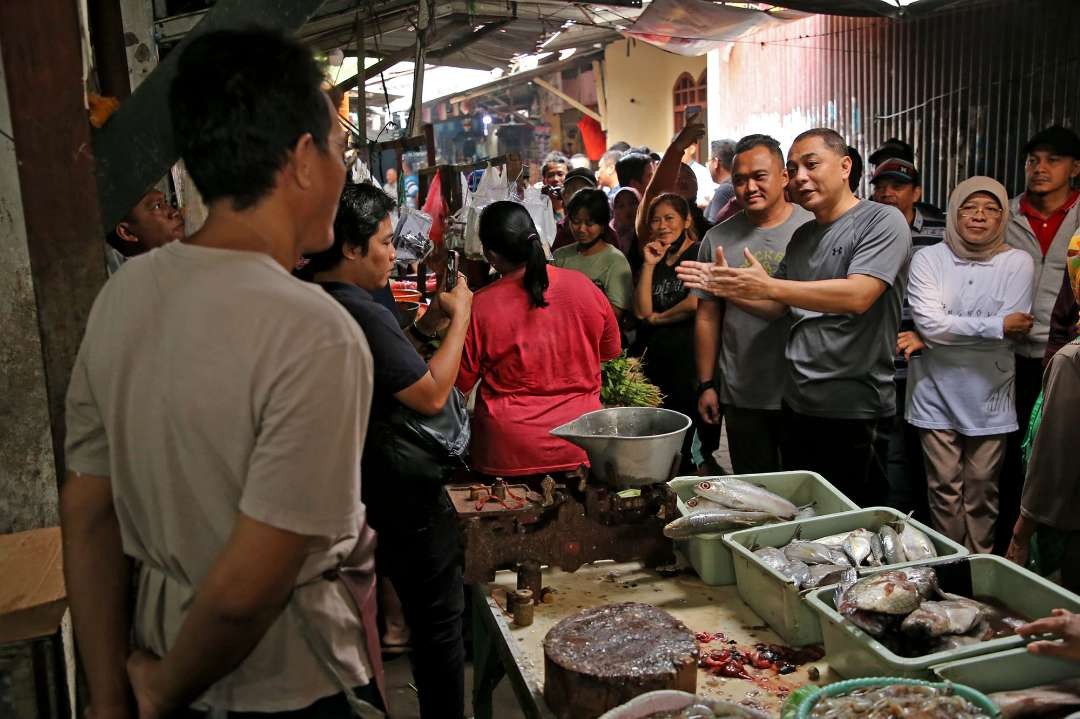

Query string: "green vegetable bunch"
[[601, 353, 664, 408]]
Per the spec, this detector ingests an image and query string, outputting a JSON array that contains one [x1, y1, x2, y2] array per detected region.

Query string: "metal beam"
[[406, 0, 431, 137], [532, 77, 602, 123], [93, 0, 327, 231], [427, 18, 512, 60], [442, 47, 604, 105]]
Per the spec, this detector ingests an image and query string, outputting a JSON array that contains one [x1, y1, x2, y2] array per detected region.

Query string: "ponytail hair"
[[478, 201, 550, 308]]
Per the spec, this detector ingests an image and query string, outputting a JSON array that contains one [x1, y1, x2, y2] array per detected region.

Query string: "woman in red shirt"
[[457, 201, 622, 476]]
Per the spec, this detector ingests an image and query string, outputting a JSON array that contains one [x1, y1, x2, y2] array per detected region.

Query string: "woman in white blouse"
[[906, 176, 1035, 553]]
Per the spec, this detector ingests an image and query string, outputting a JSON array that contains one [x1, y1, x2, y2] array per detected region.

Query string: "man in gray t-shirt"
[[692, 135, 812, 474], [680, 129, 911, 507]]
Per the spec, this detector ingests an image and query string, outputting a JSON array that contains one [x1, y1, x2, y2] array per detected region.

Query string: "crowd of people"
[[61, 27, 1080, 719]]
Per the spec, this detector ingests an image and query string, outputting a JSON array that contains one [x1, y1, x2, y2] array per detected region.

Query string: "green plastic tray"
[[667, 471, 858, 586], [932, 646, 1080, 693], [723, 507, 968, 646], [805, 554, 1080, 680], [782, 677, 1000, 718]]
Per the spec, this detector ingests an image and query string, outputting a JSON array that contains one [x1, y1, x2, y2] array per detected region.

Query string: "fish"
[[784, 540, 851, 567], [753, 546, 791, 574], [902, 566, 939, 598], [663, 509, 780, 538], [900, 600, 983, 638], [989, 679, 1080, 719], [895, 520, 937, 560], [814, 531, 856, 549], [684, 496, 725, 513], [776, 558, 812, 589], [837, 570, 923, 615], [869, 534, 884, 566], [933, 633, 985, 651], [847, 609, 892, 637], [841, 528, 875, 567], [802, 563, 851, 590], [796, 504, 817, 520], [693, 478, 799, 519], [878, 525, 906, 565]]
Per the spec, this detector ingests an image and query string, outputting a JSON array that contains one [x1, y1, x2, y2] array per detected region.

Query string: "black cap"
[[563, 167, 597, 187], [869, 137, 914, 166], [1023, 125, 1080, 158], [871, 158, 920, 185]]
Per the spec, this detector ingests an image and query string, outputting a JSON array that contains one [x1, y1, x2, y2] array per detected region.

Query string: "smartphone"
[[445, 250, 459, 291], [684, 105, 702, 125]]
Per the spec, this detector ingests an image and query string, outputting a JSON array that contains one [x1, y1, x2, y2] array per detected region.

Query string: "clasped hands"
[[675, 246, 774, 301]]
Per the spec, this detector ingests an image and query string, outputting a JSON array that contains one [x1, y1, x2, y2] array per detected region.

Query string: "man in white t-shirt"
[[62, 29, 382, 718]]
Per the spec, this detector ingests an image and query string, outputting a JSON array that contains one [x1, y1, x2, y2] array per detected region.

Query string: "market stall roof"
[[756, 0, 987, 16]]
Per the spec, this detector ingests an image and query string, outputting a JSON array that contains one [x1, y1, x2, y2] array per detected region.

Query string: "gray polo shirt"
[[775, 200, 912, 419], [695, 206, 813, 410]]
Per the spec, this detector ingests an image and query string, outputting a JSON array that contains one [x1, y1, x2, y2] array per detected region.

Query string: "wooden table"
[[472, 561, 840, 719]]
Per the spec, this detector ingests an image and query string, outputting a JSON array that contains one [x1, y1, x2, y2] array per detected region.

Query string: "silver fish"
[[869, 533, 884, 566], [895, 520, 937, 560], [684, 496, 725, 513], [784, 540, 851, 566], [903, 566, 939, 599], [934, 633, 985, 651], [814, 531, 856, 549], [879, 525, 906, 565], [796, 504, 817, 520], [753, 546, 791, 574], [838, 570, 922, 615], [841, 528, 875, 567], [900, 600, 983, 638], [803, 563, 850, 590], [663, 509, 779, 538], [693, 478, 799, 519], [776, 557, 812, 589]]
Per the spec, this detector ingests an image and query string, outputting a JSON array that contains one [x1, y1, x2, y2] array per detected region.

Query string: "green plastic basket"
[[932, 646, 1080, 693], [667, 471, 858, 586], [783, 677, 1000, 718], [804, 554, 1080, 680], [722, 507, 968, 646]]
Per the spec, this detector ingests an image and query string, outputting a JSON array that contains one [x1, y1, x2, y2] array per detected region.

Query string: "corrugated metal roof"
[[708, 0, 1080, 206]]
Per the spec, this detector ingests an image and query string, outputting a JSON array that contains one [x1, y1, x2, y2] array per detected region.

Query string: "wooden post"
[[356, 26, 366, 141], [0, 0, 109, 479], [532, 77, 603, 123], [592, 60, 608, 132]]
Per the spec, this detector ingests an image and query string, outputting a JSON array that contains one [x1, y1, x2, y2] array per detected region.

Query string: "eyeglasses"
[[958, 205, 1003, 218]]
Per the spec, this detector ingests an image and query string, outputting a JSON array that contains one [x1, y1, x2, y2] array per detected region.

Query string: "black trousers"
[[886, 379, 931, 523], [780, 404, 892, 508], [180, 685, 384, 718], [723, 406, 783, 475], [996, 354, 1045, 553], [375, 493, 466, 719]]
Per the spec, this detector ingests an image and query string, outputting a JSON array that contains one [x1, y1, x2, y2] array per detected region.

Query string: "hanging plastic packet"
[[393, 207, 434, 264]]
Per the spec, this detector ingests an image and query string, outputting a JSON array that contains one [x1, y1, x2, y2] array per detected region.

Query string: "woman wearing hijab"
[[906, 176, 1035, 553], [1006, 231, 1080, 592]]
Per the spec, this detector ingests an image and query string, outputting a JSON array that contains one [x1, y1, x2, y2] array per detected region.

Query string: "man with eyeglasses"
[[1001, 125, 1080, 551], [105, 187, 185, 272]]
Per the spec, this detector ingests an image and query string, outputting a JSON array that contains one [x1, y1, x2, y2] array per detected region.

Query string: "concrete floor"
[[383, 654, 524, 719]]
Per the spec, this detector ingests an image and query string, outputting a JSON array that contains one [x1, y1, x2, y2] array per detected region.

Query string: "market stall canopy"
[[748, 0, 988, 17]]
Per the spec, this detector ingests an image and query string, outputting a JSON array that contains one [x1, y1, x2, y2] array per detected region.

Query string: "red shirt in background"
[[456, 266, 621, 476], [1019, 190, 1080, 256]]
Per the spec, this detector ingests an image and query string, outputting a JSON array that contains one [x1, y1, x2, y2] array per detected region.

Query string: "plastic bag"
[[518, 186, 556, 259], [393, 207, 434, 264]]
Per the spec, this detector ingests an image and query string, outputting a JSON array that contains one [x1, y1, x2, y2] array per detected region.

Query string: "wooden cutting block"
[[543, 601, 698, 719], [0, 527, 66, 644]]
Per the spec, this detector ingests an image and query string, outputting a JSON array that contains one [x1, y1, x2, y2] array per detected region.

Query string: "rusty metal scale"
[[447, 408, 692, 598]]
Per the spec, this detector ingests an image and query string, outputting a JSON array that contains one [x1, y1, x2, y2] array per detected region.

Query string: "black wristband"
[[695, 380, 715, 397]]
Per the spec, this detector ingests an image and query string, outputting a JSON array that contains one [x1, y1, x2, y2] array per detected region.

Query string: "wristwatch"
[[695, 379, 715, 397]]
